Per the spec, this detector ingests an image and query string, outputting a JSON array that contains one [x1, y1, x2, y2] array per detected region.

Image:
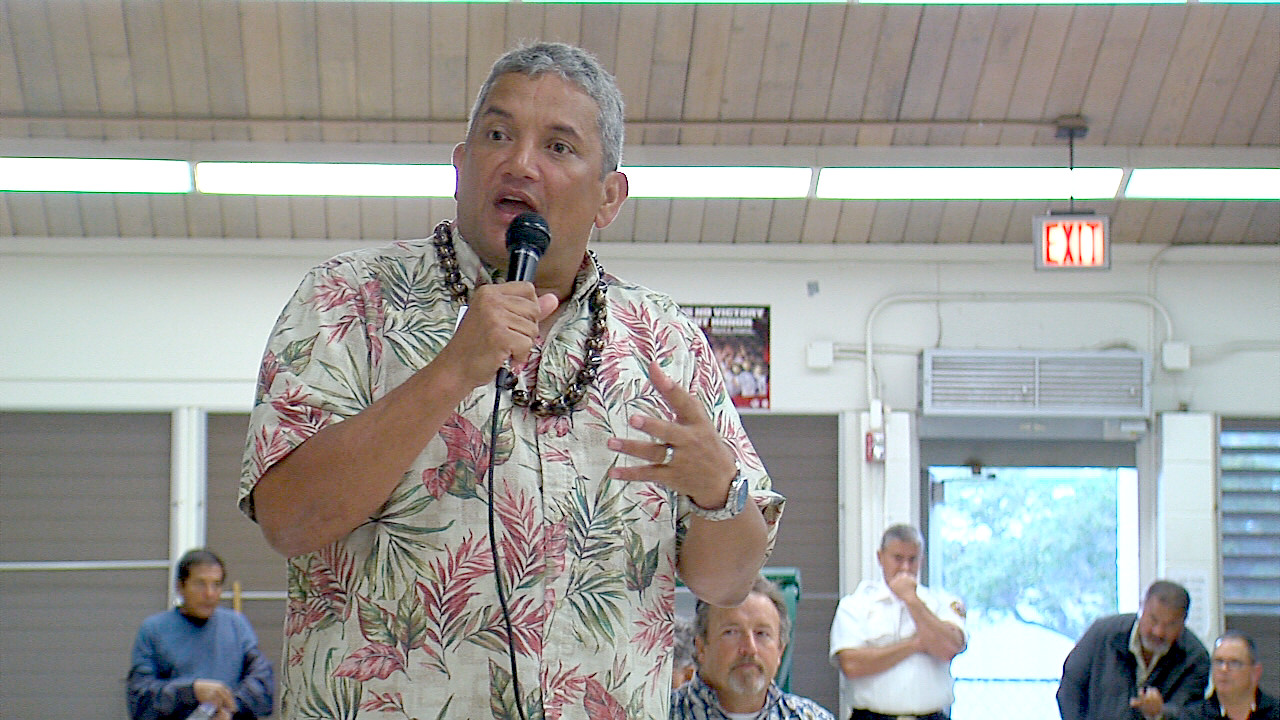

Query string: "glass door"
[[927, 464, 1138, 720]]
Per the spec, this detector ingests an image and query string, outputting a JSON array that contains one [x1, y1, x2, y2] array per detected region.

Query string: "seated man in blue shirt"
[[671, 576, 833, 720], [127, 548, 274, 720]]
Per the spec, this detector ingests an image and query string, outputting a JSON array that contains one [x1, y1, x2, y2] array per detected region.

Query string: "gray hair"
[[1145, 580, 1191, 619], [693, 576, 791, 647], [468, 42, 625, 177], [672, 616, 696, 670], [880, 523, 923, 551], [1215, 630, 1258, 665]]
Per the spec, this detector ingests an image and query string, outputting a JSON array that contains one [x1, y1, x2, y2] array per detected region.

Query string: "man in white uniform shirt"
[[829, 524, 967, 720]]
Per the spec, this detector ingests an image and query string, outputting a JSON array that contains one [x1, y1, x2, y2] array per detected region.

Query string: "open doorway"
[[919, 438, 1138, 720]]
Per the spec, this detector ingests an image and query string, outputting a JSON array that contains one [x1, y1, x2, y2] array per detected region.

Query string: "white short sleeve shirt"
[[828, 578, 967, 715]]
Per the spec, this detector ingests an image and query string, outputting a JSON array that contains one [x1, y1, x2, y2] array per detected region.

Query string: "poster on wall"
[[681, 305, 770, 409]]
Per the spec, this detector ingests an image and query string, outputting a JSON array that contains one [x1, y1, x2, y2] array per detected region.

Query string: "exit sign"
[[1034, 213, 1110, 270]]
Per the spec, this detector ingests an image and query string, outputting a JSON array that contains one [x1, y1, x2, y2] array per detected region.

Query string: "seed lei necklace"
[[432, 219, 607, 417]]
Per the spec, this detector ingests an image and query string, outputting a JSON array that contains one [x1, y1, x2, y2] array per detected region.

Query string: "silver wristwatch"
[[688, 467, 750, 522]]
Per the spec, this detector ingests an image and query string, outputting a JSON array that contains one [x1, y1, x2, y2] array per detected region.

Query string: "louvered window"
[[1219, 418, 1280, 615]]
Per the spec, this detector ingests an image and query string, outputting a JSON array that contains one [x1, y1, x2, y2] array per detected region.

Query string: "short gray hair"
[[468, 42, 625, 177], [693, 576, 791, 647], [1215, 630, 1258, 665], [1145, 580, 1191, 618], [880, 523, 923, 551], [673, 616, 696, 670]]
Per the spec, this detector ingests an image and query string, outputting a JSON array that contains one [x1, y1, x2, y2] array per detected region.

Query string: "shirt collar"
[[866, 577, 904, 605], [1213, 691, 1257, 717], [452, 221, 601, 305], [1128, 618, 1168, 682]]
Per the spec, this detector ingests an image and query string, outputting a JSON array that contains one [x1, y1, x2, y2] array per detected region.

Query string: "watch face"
[[689, 471, 748, 521], [732, 474, 749, 511]]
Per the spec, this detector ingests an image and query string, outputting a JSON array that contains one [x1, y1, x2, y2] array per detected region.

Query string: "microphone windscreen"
[[506, 212, 550, 254]]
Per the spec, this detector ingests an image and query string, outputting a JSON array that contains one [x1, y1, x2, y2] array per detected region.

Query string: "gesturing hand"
[[1130, 686, 1165, 720], [607, 361, 736, 509]]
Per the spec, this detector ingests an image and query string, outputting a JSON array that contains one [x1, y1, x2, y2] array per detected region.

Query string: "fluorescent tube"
[[0, 157, 193, 193], [195, 162, 456, 197], [624, 166, 812, 199], [816, 167, 1123, 200]]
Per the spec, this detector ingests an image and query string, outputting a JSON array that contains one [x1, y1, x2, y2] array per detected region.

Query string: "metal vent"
[[921, 349, 1149, 417]]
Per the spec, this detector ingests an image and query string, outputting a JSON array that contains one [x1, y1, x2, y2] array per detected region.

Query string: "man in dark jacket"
[[1057, 580, 1210, 720], [1189, 631, 1279, 720]]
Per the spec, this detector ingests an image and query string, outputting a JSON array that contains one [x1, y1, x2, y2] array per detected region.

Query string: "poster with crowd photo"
[[681, 305, 770, 410]]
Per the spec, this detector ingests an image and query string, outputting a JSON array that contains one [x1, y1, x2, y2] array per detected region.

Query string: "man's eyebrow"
[[479, 106, 513, 123], [547, 122, 586, 141], [479, 105, 587, 142]]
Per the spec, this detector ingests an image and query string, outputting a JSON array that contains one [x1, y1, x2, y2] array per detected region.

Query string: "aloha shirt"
[[239, 223, 785, 720]]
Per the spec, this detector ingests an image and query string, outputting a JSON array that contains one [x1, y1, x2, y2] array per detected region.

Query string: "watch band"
[[687, 466, 749, 522]]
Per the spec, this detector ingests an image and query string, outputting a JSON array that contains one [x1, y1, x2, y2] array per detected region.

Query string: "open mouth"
[[495, 192, 538, 219]]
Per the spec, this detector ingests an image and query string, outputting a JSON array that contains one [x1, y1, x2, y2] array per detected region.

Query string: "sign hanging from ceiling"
[[1034, 213, 1110, 270]]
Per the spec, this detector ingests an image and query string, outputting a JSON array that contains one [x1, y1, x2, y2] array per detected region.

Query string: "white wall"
[[1158, 412, 1220, 647], [3, 238, 1276, 416], [2, 235, 1274, 689]]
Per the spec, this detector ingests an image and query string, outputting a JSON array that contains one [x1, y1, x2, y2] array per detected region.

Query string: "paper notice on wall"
[[1165, 569, 1213, 647]]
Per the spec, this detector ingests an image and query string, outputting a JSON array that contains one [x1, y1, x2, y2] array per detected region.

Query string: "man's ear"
[[451, 142, 467, 200], [594, 170, 629, 229]]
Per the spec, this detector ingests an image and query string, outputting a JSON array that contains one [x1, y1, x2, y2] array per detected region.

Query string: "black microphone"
[[497, 212, 551, 390], [505, 212, 550, 282]]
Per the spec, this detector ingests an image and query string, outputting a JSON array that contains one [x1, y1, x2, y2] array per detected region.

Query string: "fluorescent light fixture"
[[1124, 168, 1280, 200], [0, 157, 192, 193], [624, 166, 812, 199], [529, 0, 842, 3], [816, 167, 1123, 200], [195, 162, 456, 197], [864, 0, 1179, 4]]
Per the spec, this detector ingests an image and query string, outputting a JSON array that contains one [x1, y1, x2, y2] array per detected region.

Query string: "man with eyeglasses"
[[1189, 631, 1278, 720]]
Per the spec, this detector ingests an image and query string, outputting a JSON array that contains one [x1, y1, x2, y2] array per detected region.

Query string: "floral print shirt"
[[240, 225, 784, 720]]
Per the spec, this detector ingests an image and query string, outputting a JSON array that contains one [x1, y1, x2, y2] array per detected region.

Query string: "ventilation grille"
[[921, 349, 1150, 417]]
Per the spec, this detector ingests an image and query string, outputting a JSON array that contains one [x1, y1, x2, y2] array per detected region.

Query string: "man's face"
[[877, 538, 921, 584], [696, 593, 785, 705], [1136, 599, 1184, 656], [178, 562, 224, 620], [1211, 637, 1261, 698], [452, 71, 627, 296]]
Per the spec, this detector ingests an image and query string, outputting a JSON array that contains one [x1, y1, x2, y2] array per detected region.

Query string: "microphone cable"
[[486, 377, 530, 720], [482, 210, 547, 720]]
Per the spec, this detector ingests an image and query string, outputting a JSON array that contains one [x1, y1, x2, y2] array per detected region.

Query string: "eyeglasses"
[[1212, 658, 1249, 670]]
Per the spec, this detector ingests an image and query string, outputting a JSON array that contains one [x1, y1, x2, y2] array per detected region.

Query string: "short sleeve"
[[932, 589, 967, 638], [238, 259, 377, 519], [829, 592, 871, 661], [671, 304, 785, 556]]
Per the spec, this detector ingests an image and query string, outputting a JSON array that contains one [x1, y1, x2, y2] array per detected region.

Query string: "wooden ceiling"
[[0, 0, 1276, 245]]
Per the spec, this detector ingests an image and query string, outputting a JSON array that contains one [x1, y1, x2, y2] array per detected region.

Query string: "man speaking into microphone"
[[238, 42, 783, 720]]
